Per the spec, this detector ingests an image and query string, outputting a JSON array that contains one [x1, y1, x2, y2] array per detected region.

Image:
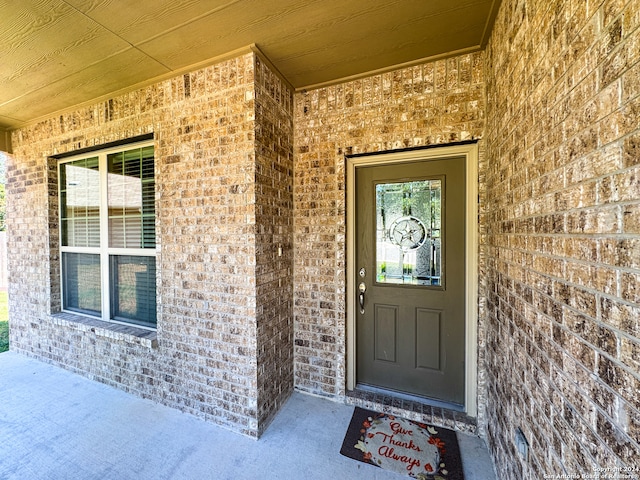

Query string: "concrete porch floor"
[[0, 352, 496, 480]]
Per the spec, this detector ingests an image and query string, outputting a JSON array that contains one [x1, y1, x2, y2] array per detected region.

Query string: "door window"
[[375, 179, 442, 286]]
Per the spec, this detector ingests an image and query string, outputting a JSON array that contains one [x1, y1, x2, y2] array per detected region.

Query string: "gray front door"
[[355, 156, 466, 405]]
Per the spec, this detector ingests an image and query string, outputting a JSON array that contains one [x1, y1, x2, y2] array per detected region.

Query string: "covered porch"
[[0, 352, 495, 479]]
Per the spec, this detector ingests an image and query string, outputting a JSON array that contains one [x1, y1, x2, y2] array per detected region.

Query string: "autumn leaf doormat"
[[340, 407, 464, 480]]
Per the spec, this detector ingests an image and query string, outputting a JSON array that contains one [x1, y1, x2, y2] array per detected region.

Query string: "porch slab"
[[0, 352, 496, 479]]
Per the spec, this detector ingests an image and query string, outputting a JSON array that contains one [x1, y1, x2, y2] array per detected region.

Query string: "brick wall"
[[6, 0, 636, 466], [254, 56, 295, 434], [292, 54, 487, 406], [7, 52, 294, 437], [484, 0, 640, 476]]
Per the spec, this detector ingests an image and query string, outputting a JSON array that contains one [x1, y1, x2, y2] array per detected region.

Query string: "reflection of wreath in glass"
[[388, 216, 427, 251]]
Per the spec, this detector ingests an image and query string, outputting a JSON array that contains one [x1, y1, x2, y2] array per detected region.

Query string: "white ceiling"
[[0, 0, 501, 130]]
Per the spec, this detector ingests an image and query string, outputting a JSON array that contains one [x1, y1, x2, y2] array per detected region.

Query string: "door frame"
[[346, 143, 479, 417]]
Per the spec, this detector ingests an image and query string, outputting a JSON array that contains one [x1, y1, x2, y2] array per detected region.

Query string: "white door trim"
[[346, 143, 479, 417]]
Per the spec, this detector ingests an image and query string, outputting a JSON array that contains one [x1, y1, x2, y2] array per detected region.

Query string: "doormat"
[[340, 407, 464, 480]]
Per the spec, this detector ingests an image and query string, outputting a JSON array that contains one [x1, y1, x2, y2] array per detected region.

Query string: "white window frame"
[[58, 140, 156, 330]]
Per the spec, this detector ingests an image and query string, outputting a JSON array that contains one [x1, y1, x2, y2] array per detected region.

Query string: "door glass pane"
[[108, 146, 155, 248], [60, 157, 100, 247], [62, 252, 101, 315], [110, 255, 157, 327], [376, 179, 442, 286]]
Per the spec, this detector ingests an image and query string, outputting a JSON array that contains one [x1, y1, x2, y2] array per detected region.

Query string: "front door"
[[355, 155, 466, 405]]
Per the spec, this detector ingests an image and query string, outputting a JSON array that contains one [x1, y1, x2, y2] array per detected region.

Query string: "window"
[[375, 179, 442, 286], [58, 141, 156, 328]]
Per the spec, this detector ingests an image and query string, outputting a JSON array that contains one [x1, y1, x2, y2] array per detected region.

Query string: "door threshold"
[[355, 384, 465, 412], [346, 384, 477, 435]]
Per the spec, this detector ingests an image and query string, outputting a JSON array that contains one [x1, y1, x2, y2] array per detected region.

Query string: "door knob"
[[358, 282, 366, 314]]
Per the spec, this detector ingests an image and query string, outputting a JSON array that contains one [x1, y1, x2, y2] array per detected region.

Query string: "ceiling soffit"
[[0, 0, 501, 130]]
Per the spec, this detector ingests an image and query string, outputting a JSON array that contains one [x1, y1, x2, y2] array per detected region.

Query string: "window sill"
[[51, 312, 158, 349]]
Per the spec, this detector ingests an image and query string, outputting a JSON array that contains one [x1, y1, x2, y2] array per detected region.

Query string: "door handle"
[[358, 282, 366, 314]]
